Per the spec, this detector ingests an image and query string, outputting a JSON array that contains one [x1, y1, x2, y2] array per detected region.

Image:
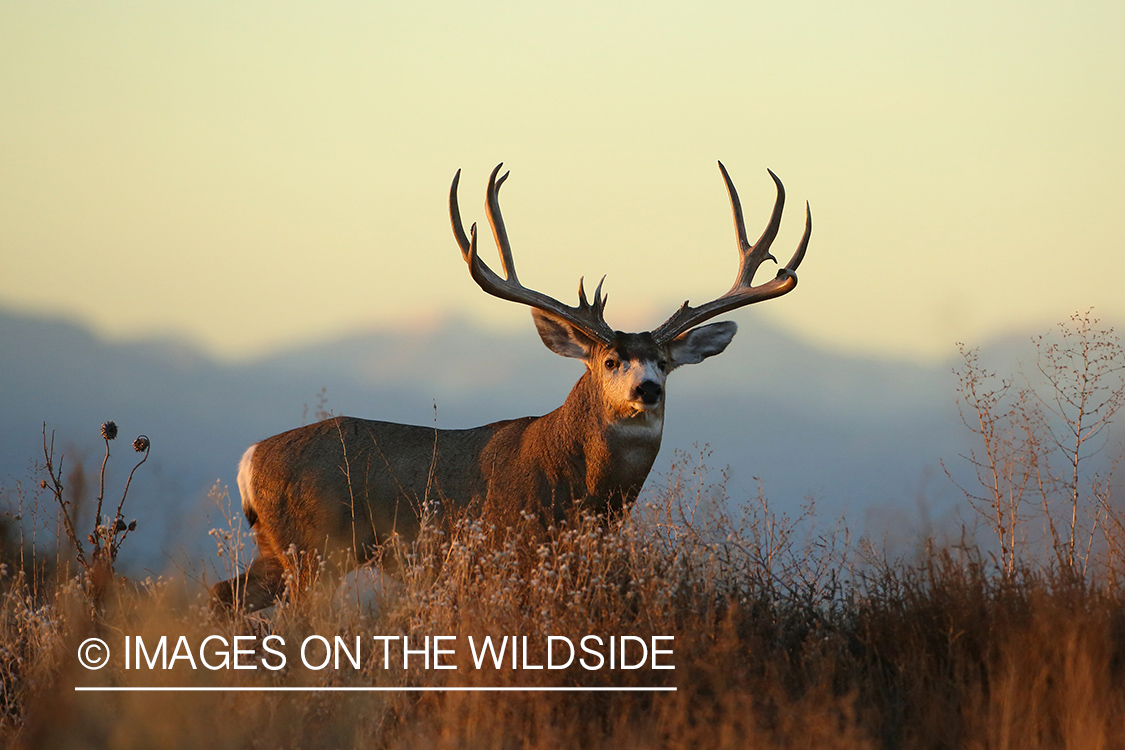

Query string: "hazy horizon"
[[2, 293, 1110, 370]]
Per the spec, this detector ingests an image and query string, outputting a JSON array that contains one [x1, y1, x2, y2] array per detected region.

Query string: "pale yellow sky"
[[2, 0, 1122, 362]]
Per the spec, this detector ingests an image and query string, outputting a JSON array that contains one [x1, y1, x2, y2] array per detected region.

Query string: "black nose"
[[635, 380, 663, 405]]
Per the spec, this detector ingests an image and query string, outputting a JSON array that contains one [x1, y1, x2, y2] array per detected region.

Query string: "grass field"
[[2, 313, 1123, 749]]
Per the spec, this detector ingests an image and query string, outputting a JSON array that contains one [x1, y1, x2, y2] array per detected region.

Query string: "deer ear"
[[668, 321, 737, 369], [532, 309, 598, 360]]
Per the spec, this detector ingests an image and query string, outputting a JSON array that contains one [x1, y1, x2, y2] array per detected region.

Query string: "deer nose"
[[635, 380, 663, 405]]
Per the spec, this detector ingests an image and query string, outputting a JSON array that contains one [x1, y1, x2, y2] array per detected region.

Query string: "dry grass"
[[3, 467, 1125, 750]]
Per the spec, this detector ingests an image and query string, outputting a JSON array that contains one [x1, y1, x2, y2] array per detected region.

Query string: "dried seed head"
[[128, 520, 137, 532], [100, 421, 118, 441], [133, 435, 150, 453]]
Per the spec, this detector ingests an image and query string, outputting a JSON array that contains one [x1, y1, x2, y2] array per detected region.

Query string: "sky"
[[2, 0, 1123, 364]]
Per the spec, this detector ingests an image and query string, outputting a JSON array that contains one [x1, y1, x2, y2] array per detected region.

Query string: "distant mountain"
[[1, 306, 982, 573]]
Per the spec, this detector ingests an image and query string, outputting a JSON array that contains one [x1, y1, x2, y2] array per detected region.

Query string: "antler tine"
[[788, 202, 812, 273], [721, 161, 783, 290], [578, 275, 608, 315], [449, 169, 472, 259], [449, 166, 615, 344], [651, 165, 811, 345], [486, 164, 518, 281]]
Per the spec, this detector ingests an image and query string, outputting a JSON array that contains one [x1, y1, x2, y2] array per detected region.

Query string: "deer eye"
[[604, 358, 618, 370]]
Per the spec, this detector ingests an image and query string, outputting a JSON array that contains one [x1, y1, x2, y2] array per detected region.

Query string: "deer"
[[211, 162, 811, 611]]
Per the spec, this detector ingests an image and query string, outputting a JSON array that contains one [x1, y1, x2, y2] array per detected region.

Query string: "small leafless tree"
[[1032, 311, 1125, 572]]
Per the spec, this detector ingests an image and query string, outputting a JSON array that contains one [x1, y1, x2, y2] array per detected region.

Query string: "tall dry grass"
[[4, 472, 1124, 749]]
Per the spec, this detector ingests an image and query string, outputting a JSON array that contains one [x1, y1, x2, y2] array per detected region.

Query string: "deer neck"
[[537, 371, 664, 506]]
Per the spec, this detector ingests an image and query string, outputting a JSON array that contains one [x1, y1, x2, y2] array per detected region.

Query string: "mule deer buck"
[[212, 162, 811, 611]]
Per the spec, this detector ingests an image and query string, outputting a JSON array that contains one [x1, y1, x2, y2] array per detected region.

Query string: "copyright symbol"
[[78, 637, 110, 670]]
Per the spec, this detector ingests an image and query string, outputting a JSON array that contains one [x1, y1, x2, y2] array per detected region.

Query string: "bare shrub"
[[947, 311, 1125, 579], [39, 422, 149, 605], [1032, 311, 1125, 574]]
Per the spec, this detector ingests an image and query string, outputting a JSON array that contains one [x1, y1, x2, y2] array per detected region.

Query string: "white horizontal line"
[[75, 686, 676, 693]]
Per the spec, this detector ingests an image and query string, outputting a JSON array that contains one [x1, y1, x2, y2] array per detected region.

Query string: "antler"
[[651, 162, 812, 345], [450, 164, 615, 344]]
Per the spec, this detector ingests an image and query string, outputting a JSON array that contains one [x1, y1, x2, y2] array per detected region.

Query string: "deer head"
[[449, 162, 812, 428]]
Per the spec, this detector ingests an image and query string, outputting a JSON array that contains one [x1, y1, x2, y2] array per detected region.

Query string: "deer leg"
[[210, 554, 286, 613]]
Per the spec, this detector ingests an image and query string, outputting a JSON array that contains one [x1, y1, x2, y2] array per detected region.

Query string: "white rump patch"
[[237, 444, 257, 524]]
